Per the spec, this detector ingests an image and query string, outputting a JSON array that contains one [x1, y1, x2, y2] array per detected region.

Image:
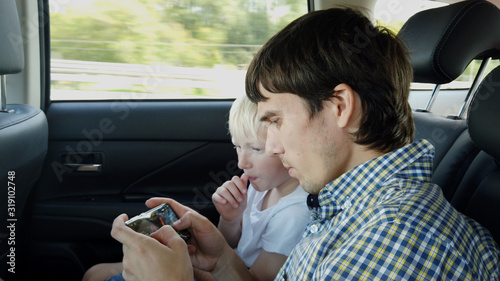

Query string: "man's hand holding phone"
[[125, 203, 191, 240], [111, 198, 251, 281], [111, 211, 193, 281], [145, 198, 233, 273]]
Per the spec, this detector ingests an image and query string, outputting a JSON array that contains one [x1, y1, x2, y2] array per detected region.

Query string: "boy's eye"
[[252, 147, 262, 152]]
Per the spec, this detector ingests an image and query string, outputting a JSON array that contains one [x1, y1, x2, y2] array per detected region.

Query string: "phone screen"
[[125, 203, 190, 240]]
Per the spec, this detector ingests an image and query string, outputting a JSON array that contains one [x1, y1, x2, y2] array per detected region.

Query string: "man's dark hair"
[[246, 8, 414, 153]]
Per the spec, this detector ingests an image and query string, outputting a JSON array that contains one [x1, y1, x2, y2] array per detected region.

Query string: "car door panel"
[[24, 100, 238, 280]]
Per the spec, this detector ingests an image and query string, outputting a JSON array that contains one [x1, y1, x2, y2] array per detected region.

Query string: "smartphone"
[[125, 203, 190, 241]]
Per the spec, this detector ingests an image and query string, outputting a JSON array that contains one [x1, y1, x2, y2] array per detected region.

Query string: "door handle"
[[62, 152, 104, 173], [64, 163, 102, 172]]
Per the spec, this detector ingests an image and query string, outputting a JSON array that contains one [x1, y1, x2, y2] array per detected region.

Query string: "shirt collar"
[[312, 139, 435, 218]]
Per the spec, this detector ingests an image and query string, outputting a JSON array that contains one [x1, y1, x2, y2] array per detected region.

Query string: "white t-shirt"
[[235, 184, 310, 267]]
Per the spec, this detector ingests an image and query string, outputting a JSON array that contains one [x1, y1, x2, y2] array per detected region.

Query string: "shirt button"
[[343, 201, 352, 209], [343, 196, 352, 209], [310, 224, 319, 233]]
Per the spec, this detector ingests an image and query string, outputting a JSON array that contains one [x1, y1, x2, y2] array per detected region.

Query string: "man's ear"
[[330, 83, 357, 129]]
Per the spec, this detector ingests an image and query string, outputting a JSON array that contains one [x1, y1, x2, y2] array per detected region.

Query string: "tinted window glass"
[[49, 0, 308, 100]]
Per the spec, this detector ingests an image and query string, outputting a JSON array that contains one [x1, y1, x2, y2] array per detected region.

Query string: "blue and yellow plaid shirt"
[[276, 140, 499, 280]]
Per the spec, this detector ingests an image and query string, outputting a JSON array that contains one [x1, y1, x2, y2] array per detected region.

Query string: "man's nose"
[[265, 127, 284, 156]]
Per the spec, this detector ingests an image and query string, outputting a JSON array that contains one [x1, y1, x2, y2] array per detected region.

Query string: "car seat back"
[[451, 66, 500, 243], [398, 0, 500, 202], [0, 0, 48, 278]]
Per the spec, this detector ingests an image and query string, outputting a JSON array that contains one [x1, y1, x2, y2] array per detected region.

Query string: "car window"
[[49, 0, 308, 101]]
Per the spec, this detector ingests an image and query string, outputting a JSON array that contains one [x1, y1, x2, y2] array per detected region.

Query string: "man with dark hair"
[[110, 7, 499, 281], [246, 8, 414, 153]]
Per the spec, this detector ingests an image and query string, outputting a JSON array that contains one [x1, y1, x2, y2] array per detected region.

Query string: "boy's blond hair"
[[228, 95, 264, 144]]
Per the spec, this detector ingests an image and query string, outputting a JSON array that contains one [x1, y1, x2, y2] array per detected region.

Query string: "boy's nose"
[[237, 151, 252, 170]]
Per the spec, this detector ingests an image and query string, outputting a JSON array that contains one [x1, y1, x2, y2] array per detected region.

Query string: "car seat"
[[0, 0, 48, 278], [451, 66, 500, 243], [397, 0, 500, 201]]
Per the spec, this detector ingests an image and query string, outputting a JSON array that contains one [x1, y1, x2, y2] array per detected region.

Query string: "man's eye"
[[269, 118, 281, 128], [252, 147, 262, 152]]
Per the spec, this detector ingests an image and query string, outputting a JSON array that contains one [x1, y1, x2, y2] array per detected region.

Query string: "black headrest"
[[398, 0, 500, 85], [0, 0, 24, 75], [467, 66, 500, 160]]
